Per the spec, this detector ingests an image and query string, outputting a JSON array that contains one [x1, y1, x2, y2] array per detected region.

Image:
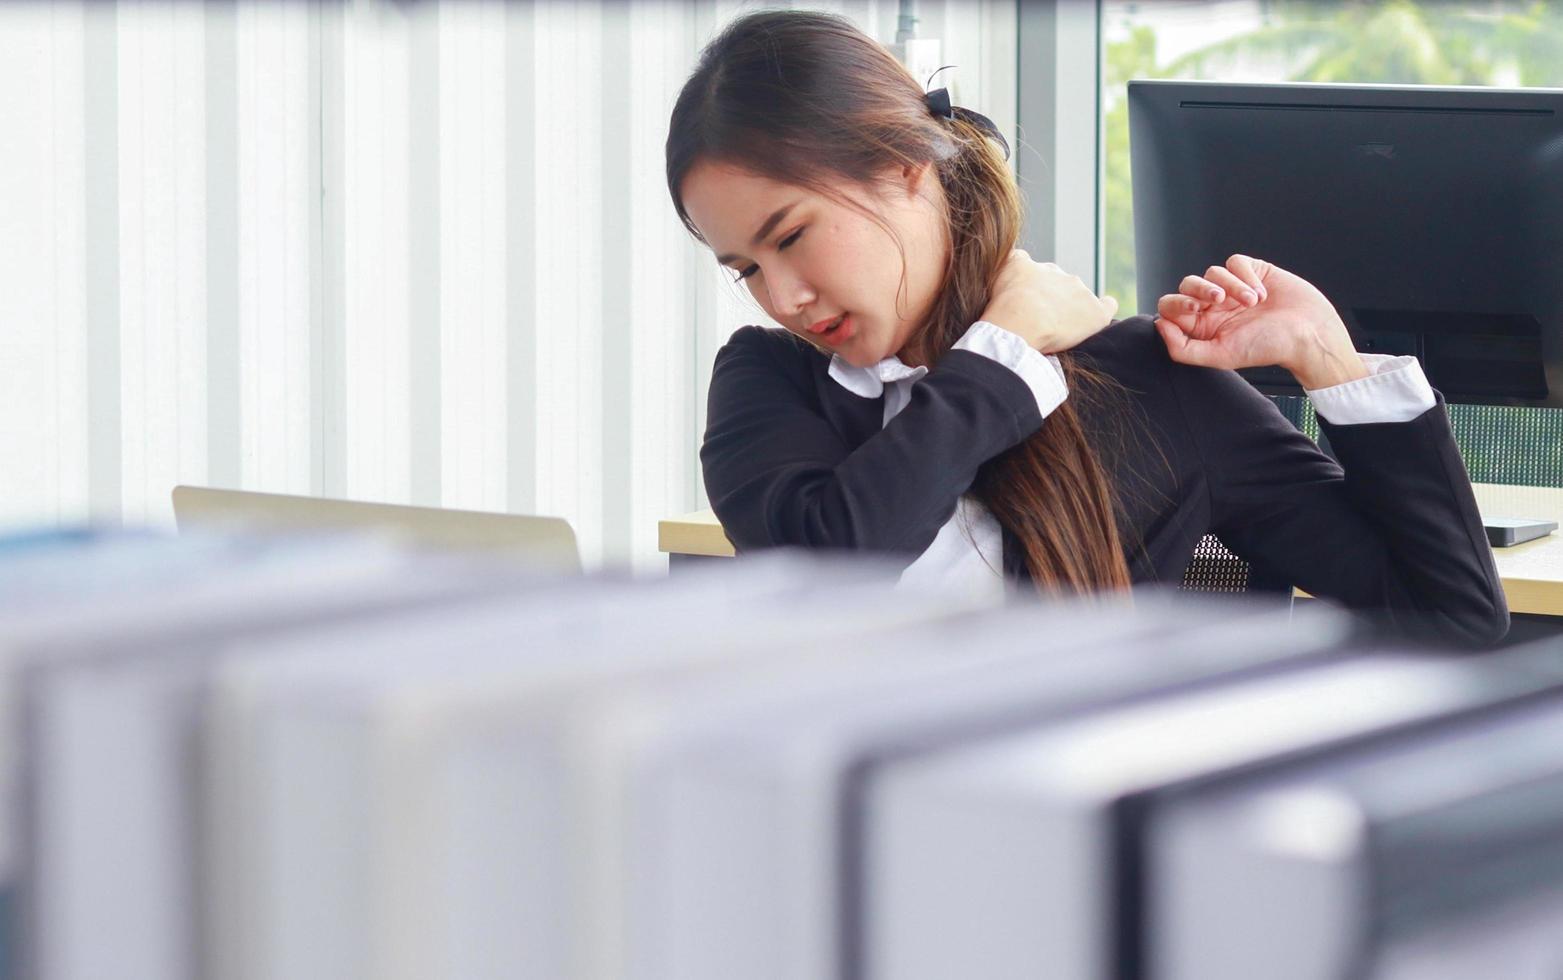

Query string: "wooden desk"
[[658, 507, 734, 559], [660, 484, 1563, 616]]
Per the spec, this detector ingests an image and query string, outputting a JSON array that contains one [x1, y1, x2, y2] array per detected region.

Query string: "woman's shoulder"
[[1073, 314, 1174, 388], [1076, 314, 1265, 406]]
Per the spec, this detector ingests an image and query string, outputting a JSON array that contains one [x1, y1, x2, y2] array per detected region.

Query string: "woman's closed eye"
[[732, 228, 805, 282]]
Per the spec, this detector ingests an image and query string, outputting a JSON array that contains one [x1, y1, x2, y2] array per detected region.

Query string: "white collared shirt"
[[827, 321, 1437, 601]]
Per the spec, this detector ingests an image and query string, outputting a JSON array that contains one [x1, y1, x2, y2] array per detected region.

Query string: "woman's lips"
[[817, 313, 853, 346]]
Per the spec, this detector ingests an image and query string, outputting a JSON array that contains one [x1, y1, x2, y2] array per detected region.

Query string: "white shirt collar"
[[825, 352, 928, 399]]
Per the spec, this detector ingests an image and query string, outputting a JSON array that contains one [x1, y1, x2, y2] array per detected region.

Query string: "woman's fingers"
[[1225, 253, 1269, 300], [1204, 265, 1259, 307], [1157, 291, 1201, 328], [1101, 294, 1120, 319], [1157, 255, 1279, 367], [1181, 255, 1273, 308], [1179, 274, 1223, 305], [1154, 317, 1220, 368], [1179, 273, 1244, 312]]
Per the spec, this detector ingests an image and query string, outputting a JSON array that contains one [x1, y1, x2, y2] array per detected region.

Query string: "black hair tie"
[[924, 87, 1011, 161]]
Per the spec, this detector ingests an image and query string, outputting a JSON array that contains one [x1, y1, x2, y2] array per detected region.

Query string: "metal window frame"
[[1016, 0, 1104, 289]]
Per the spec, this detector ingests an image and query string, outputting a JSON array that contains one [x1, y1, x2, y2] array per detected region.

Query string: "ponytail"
[[905, 115, 1131, 593]]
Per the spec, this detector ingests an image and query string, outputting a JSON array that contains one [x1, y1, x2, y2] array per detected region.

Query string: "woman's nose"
[[765, 269, 817, 318]]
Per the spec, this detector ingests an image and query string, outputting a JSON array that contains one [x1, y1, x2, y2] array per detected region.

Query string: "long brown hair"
[[667, 10, 1130, 594]]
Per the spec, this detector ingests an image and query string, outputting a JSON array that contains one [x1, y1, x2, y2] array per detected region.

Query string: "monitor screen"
[[1128, 80, 1563, 407]]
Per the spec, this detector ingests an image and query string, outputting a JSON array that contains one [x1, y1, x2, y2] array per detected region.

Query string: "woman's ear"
[[899, 162, 931, 198]]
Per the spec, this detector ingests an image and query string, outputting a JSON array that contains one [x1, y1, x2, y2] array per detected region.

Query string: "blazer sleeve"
[[1172, 363, 1508, 647], [700, 327, 1045, 557]]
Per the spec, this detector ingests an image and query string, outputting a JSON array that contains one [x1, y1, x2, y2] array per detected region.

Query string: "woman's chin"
[[836, 343, 887, 369]]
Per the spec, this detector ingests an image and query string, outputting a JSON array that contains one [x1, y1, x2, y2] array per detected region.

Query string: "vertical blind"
[[0, 0, 1017, 569]]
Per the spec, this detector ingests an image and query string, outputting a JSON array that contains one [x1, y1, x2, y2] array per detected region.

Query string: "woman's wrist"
[[1289, 346, 1371, 391], [977, 299, 1024, 330], [1281, 314, 1371, 391]]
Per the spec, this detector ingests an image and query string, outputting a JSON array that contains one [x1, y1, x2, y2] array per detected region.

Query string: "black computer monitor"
[[1128, 80, 1563, 407]]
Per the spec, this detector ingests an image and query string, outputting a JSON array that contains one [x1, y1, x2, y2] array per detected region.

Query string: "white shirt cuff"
[[953, 320, 1069, 418], [1305, 353, 1436, 425]]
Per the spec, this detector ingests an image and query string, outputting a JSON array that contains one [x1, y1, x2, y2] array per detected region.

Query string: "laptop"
[[171, 485, 582, 574]]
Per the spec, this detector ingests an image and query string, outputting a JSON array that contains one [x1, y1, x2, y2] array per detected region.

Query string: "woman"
[[666, 10, 1506, 646]]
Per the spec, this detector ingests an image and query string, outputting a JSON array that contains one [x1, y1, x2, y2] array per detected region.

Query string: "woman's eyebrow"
[[715, 201, 799, 264]]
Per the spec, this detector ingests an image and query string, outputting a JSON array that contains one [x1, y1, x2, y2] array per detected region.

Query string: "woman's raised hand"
[[1154, 254, 1369, 390], [980, 249, 1119, 354]]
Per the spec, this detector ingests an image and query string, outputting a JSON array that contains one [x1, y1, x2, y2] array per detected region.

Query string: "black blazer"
[[700, 316, 1509, 647]]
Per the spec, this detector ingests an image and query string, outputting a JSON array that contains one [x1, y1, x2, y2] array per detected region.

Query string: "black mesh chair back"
[[1179, 535, 1256, 593], [1448, 404, 1563, 487]]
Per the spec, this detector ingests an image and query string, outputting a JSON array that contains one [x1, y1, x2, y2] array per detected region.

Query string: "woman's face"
[[680, 160, 950, 368]]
